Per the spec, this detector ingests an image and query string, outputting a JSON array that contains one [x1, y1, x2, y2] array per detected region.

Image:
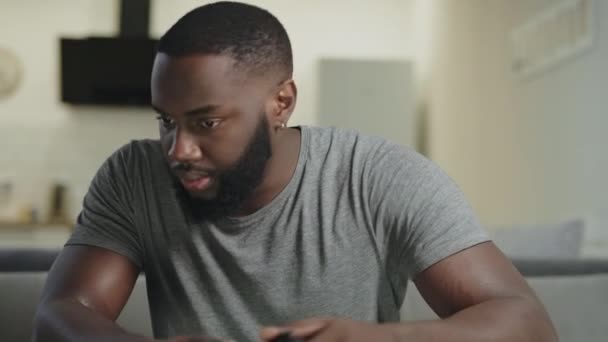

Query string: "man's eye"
[[199, 119, 220, 129], [156, 115, 175, 128]]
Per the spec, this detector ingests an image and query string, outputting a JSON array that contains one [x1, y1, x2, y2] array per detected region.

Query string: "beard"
[[174, 114, 272, 220]]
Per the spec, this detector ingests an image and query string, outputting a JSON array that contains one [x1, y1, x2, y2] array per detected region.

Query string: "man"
[[33, 2, 557, 342]]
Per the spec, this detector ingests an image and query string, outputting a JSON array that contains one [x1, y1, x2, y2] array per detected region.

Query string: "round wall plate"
[[0, 47, 23, 99]]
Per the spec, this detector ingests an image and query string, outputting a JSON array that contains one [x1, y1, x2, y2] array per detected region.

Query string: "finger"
[[261, 318, 330, 340], [287, 319, 328, 338], [167, 336, 235, 342], [260, 326, 291, 340], [307, 328, 341, 342]]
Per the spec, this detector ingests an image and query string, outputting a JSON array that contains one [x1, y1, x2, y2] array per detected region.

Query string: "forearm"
[[388, 296, 558, 342], [33, 299, 150, 342]]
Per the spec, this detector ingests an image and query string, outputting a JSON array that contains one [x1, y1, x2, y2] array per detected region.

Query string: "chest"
[[148, 211, 394, 321]]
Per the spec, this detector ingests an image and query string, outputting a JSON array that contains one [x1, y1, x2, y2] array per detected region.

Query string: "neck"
[[236, 127, 301, 216]]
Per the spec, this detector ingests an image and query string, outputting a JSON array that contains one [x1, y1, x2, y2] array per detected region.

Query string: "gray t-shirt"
[[67, 126, 488, 341]]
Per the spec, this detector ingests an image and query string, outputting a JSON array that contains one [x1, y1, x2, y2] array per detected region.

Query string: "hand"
[[260, 318, 398, 342], [163, 336, 235, 342]]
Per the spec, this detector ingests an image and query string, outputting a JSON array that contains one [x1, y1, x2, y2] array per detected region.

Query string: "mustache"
[[170, 162, 216, 176]]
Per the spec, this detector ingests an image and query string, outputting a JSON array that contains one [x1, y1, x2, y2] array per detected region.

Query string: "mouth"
[[180, 174, 214, 192]]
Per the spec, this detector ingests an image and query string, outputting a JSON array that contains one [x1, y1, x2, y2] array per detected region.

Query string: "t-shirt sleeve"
[[367, 142, 489, 280], [66, 143, 144, 269]]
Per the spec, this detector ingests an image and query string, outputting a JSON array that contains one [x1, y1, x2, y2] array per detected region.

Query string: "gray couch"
[[401, 259, 608, 342], [0, 249, 153, 341], [2, 248, 608, 342]]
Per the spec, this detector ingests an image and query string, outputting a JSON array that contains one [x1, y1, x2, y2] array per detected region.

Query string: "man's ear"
[[268, 79, 297, 129]]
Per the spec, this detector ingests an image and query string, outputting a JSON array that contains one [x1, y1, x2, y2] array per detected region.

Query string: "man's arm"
[[32, 245, 149, 342], [260, 242, 557, 342], [390, 241, 558, 341]]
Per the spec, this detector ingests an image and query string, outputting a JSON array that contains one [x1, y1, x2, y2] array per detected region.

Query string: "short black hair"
[[157, 1, 293, 79]]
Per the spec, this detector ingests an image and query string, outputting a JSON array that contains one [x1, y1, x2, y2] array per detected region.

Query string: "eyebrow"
[[152, 104, 220, 117]]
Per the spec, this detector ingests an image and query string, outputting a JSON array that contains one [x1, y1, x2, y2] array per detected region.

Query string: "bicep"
[[413, 241, 536, 318], [40, 245, 139, 320]]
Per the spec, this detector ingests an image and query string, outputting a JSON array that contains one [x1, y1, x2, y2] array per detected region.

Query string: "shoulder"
[[94, 139, 163, 187], [303, 125, 383, 148], [303, 126, 431, 176], [302, 125, 394, 159], [105, 139, 163, 169], [112, 139, 162, 160]]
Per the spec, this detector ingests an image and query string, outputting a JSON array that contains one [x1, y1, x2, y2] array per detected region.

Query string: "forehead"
[[151, 53, 250, 113]]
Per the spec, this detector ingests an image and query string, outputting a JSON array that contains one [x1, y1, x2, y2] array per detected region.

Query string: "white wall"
[[151, 0, 417, 126], [426, 0, 608, 255], [0, 0, 415, 221], [1, 1, 155, 222]]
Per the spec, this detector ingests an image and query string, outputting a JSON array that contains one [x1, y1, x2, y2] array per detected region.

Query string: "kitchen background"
[[1, 0, 607, 257]]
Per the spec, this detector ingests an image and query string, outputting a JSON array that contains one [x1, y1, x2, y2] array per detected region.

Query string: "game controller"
[[270, 332, 305, 342]]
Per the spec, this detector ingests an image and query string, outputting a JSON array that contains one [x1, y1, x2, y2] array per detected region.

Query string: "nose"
[[167, 127, 202, 163]]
